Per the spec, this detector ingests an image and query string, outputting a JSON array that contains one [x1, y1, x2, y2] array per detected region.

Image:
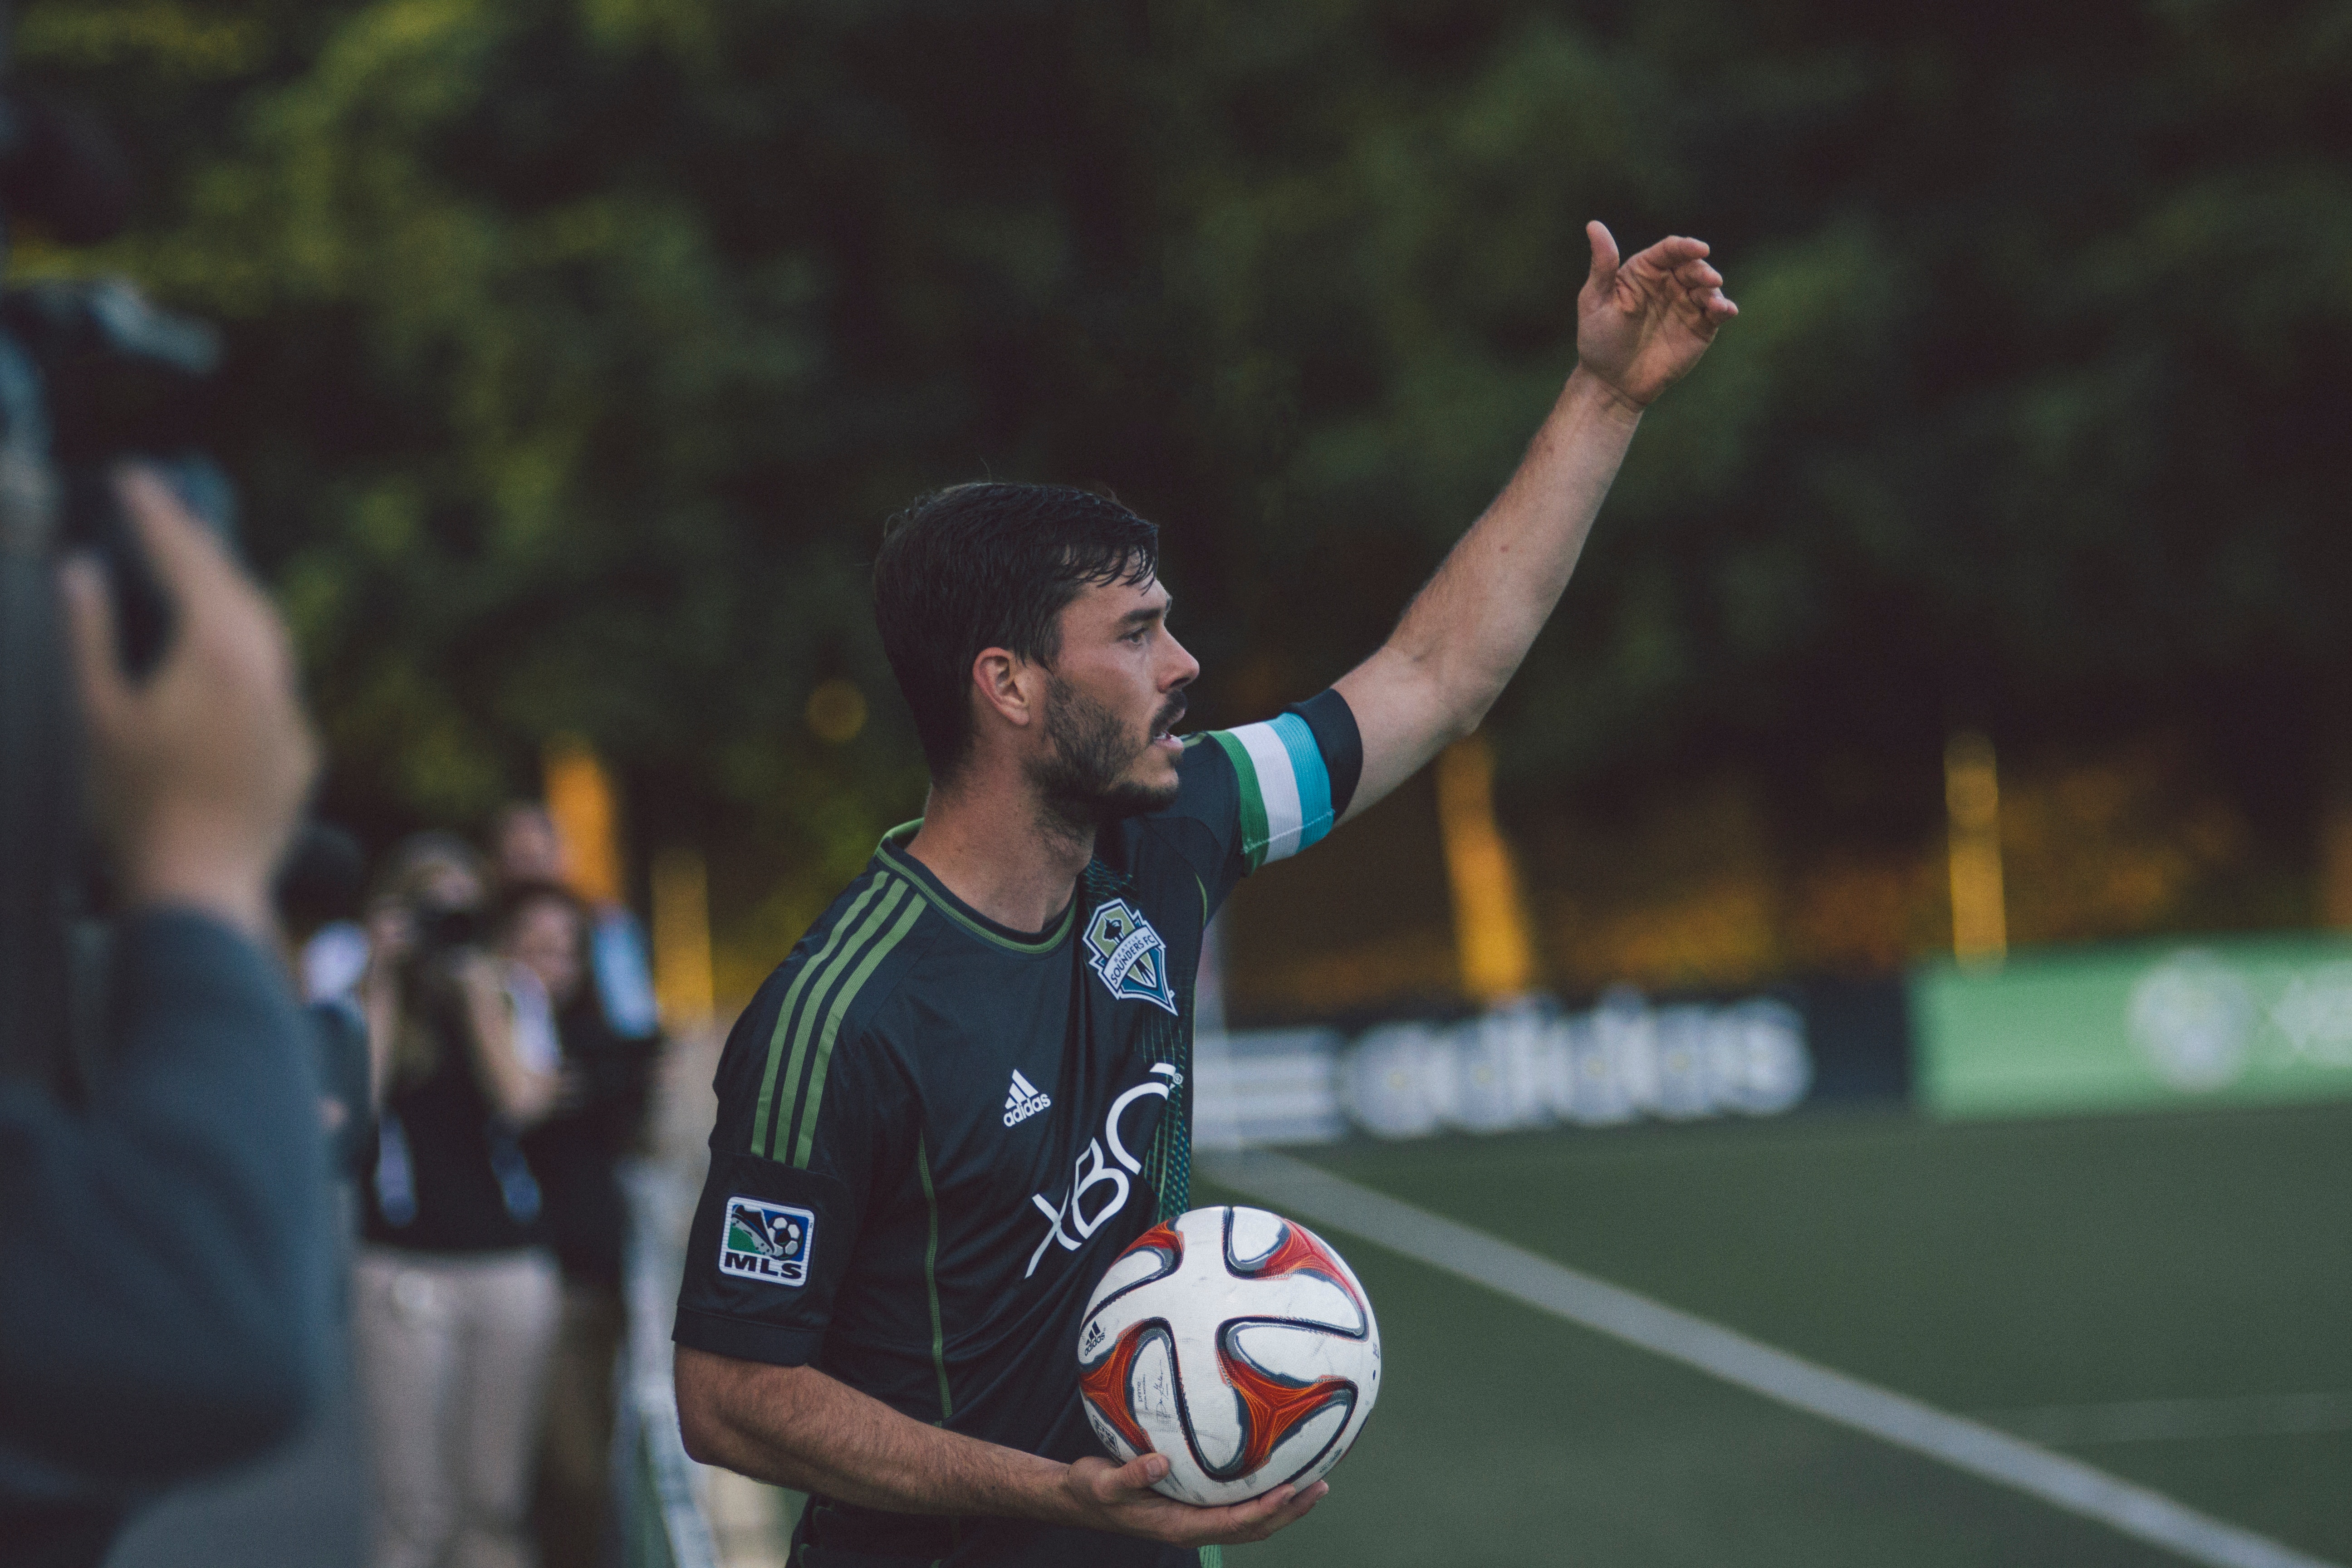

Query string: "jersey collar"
[[874, 821, 1078, 956]]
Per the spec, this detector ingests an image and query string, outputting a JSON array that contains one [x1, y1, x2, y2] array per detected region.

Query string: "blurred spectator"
[[497, 882, 656, 1567], [354, 835, 564, 1568], [280, 819, 373, 1016], [275, 821, 375, 1183], [3, 474, 330, 1565], [492, 803, 659, 1041]]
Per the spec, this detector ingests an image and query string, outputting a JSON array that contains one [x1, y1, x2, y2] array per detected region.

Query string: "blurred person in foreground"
[[0, 473, 328, 1565], [355, 836, 566, 1568], [100, 828, 379, 1568], [494, 880, 656, 1567], [671, 224, 1736, 1565], [493, 802, 660, 1044]]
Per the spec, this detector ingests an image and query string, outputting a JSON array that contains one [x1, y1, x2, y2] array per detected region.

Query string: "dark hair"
[[273, 820, 367, 936], [872, 482, 1159, 779], [492, 878, 586, 946]]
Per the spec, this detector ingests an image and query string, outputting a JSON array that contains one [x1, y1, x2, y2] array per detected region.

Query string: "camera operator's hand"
[[60, 469, 316, 938]]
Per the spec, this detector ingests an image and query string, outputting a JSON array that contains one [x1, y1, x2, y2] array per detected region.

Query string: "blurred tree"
[[11, 0, 2349, 974]]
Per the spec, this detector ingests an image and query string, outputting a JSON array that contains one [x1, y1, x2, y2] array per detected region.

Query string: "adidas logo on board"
[[1002, 1069, 1053, 1128]]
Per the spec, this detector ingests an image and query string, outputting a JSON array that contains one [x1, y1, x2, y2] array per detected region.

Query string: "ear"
[[970, 646, 1044, 733]]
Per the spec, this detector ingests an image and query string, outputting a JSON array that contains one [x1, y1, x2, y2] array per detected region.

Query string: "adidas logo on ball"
[[1002, 1069, 1053, 1127], [1076, 1206, 1381, 1507]]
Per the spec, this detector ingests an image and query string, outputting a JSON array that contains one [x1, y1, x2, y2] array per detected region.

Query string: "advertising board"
[[1914, 935, 2352, 1118]]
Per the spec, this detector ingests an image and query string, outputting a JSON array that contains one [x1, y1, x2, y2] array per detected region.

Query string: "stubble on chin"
[[1030, 681, 1181, 837]]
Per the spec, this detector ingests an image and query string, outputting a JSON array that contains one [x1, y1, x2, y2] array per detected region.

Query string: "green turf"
[[1200, 1101, 2352, 1567]]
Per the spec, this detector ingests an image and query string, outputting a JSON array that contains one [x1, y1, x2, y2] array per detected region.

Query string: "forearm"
[[676, 1348, 1072, 1523], [1337, 368, 1642, 806]]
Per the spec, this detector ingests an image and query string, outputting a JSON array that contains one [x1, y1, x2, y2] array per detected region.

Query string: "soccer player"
[[673, 223, 1736, 1565]]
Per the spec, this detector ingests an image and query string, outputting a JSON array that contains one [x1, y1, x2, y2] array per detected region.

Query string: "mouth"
[[1148, 701, 1187, 753]]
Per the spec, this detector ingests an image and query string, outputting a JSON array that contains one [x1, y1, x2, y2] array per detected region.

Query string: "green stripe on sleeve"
[[752, 875, 887, 1157], [917, 1136, 953, 1422], [791, 890, 927, 1168], [766, 878, 902, 1159], [1207, 730, 1271, 872]]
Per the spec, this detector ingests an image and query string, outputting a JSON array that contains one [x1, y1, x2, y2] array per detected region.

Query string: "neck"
[[903, 767, 1095, 935]]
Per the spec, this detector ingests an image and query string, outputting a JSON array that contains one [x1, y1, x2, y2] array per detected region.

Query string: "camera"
[[412, 900, 484, 957]]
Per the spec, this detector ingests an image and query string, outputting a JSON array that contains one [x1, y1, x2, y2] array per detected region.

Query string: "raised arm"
[[1333, 221, 1736, 818]]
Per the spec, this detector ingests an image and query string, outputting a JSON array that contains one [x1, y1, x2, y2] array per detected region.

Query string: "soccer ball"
[[1075, 1205, 1381, 1506]]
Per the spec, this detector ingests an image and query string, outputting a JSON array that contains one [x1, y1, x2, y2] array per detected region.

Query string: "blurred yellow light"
[[544, 735, 623, 907], [1946, 731, 2007, 968], [653, 846, 715, 1033], [1437, 731, 1538, 1003], [806, 679, 867, 745]]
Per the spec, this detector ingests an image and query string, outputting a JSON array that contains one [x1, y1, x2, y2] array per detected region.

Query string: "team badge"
[[719, 1196, 814, 1287], [1084, 899, 1180, 1014]]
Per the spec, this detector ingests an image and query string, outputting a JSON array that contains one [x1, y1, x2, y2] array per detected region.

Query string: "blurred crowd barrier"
[[619, 1021, 797, 1568]]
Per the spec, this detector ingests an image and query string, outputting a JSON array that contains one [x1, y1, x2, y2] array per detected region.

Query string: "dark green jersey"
[[674, 691, 1361, 1567]]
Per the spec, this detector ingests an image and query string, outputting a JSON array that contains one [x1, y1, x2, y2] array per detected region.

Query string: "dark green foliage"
[[13, 0, 2350, 910]]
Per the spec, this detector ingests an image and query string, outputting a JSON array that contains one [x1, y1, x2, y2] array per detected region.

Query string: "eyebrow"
[[1117, 598, 1171, 631]]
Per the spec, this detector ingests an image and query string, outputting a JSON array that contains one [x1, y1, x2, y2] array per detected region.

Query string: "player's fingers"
[[1205, 1484, 1296, 1537], [58, 554, 130, 728], [1583, 220, 1620, 294], [1630, 234, 1708, 275], [1101, 1452, 1169, 1499], [1673, 259, 1723, 289], [1218, 1482, 1328, 1543]]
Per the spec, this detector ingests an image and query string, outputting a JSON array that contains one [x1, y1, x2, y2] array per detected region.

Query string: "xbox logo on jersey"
[[720, 1197, 815, 1287], [1084, 898, 1179, 1014]]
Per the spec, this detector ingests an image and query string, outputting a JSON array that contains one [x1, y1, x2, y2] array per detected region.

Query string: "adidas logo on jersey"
[[1002, 1069, 1053, 1128]]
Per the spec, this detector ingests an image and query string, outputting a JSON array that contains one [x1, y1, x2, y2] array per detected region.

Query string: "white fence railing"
[[616, 1158, 724, 1568]]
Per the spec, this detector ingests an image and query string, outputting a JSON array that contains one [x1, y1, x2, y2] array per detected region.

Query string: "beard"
[[1028, 677, 1186, 827]]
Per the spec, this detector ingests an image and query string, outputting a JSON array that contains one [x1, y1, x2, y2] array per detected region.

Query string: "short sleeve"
[[1159, 688, 1363, 909], [674, 996, 898, 1367]]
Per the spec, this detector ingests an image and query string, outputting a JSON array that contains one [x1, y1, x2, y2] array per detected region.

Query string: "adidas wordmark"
[[1003, 1069, 1053, 1128]]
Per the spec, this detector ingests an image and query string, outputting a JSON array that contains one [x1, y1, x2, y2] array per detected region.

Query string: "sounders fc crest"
[[1084, 899, 1179, 1014]]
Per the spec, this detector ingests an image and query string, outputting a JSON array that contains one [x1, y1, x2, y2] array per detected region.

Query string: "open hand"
[[1574, 221, 1737, 408], [1061, 1452, 1328, 1546]]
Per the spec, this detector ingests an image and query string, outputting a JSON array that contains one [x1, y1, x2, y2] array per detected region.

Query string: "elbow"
[[194, 1350, 319, 1467], [674, 1348, 815, 1482], [673, 1350, 726, 1467], [1433, 704, 1486, 750], [172, 1276, 334, 1468], [68, 1319, 324, 1484], [675, 1396, 718, 1468]]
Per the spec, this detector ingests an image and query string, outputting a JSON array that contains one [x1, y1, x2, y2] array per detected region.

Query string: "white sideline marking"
[[1979, 1393, 2352, 1447], [1200, 1149, 2341, 1568]]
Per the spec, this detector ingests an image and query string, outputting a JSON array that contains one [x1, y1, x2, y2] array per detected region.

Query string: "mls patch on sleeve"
[[719, 1196, 815, 1287]]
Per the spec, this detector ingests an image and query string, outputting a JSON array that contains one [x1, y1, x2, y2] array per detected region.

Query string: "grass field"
[[1196, 1101, 2352, 1567]]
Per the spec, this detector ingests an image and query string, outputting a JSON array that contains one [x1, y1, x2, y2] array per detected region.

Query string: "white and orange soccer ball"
[[1075, 1205, 1381, 1506]]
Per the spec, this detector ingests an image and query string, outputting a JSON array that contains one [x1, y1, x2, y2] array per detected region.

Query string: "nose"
[[1161, 629, 1200, 692]]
